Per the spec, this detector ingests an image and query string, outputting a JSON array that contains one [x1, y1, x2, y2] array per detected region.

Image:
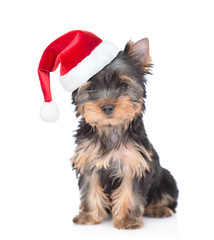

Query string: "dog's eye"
[[87, 87, 96, 94], [121, 83, 128, 90]]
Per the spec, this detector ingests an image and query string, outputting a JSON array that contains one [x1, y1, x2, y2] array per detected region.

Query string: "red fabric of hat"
[[38, 30, 119, 122]]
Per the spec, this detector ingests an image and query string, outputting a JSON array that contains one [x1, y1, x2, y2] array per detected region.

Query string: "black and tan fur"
[[71, 38, 178, 229]]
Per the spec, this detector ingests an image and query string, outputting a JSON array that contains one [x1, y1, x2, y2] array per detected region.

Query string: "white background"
[[0, 0, 214, 239]]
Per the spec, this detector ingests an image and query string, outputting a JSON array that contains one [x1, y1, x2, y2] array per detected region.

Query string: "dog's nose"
[[102, 104, 114, 115]]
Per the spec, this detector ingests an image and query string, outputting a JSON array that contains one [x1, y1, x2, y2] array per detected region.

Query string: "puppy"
[[71, 38, 178, 229]]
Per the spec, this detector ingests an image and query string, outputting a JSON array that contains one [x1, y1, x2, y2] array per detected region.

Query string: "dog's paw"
[[144, 206, 174, 218], [114, 216, 144, 229], [73, 213, 102, 225]]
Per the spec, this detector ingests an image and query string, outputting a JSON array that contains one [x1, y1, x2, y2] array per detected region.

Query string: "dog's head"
[[72, 38, 151, 129]]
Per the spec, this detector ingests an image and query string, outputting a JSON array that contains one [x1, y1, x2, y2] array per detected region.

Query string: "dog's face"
[[72, 38, 151, 129]]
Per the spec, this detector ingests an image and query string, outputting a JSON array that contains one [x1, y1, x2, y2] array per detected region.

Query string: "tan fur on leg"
[[144, 194, 174, 218], [73, 171, 110, 225], [111, 167, 144, 229]]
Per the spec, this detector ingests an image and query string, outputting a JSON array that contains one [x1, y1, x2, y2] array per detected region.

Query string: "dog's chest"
[[96, 143, 150, 178], [72, 133, 151, 178]]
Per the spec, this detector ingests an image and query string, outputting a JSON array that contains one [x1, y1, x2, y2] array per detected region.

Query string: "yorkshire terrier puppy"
[[71, 38, 178, 229]]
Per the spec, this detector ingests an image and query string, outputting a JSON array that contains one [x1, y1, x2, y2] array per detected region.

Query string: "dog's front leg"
[[111, 171, 145, 229], [73, 170, 110, 225]]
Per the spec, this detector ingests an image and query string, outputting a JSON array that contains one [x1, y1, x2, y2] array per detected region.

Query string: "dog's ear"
[[133, 38, 150, 66], [125, 38, 151, 68]]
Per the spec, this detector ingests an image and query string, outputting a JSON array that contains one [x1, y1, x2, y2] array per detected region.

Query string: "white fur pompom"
[[40, 101, 59, 122]]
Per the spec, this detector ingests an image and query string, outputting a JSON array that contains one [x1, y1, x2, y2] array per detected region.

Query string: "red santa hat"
[[38, 30, 119, 122]]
